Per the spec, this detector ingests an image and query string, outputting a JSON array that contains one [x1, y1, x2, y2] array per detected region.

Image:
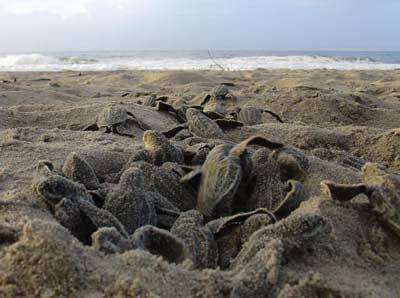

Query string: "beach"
[[0, 69, 400, 297]]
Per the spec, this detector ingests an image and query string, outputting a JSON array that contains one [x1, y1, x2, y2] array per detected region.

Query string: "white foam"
[[0, 53, 399, 71]]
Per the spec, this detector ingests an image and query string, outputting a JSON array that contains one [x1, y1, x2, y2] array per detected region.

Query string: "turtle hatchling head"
[[143, 130, 168, 150], [35, 175, 81, 206]]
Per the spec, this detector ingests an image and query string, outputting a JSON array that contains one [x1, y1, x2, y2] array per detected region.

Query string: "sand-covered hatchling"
[[181, 136, 283, 221], [171, 210, 218, 269], [244, 148, 308, 218], [32, 161, 129, 243], [163, 108, 243, 140], [92, 225, 188, 264], [103, 167, 157, 234], [127, 130, 185, 166], [321, 162, 400, 238], [206, 209, 276, 269], [84, 103, 149, 136], [212, 85, 230, 99], [230, 213, 331, 270], [228, 106, 284, 125], [121, 161, 197, 212]]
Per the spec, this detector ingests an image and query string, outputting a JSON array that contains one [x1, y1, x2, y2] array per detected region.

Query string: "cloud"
[[0, 0, 149, 18]]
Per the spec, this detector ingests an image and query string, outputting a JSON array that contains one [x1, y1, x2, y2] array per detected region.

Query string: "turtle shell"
[[97, 104, 129, 128], [213, 85, 230, 97], [237, 107, 263, 126], [171, 210, 218, 269], [197, 144, 242, 220], [186, 108, 225, 139]]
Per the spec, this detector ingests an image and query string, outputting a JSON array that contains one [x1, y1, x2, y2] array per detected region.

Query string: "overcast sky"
[[0, 0, 399, 52]]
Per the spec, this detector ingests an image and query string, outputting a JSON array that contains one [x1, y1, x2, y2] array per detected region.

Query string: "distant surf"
[[0, 50, 399, 71]]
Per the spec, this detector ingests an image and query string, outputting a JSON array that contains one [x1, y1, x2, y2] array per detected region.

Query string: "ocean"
[[0, 50, 400, 72]]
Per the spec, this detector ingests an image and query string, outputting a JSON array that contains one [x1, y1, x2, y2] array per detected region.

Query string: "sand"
[[0, 69, 400, 297]]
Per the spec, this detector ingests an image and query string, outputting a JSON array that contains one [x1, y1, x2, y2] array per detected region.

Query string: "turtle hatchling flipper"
[[231, 136, 284, 157], [320, 180, 367, 202], [156, 102, 187, 123], [274, 180, 308, 218], [132, 225, 188, 264], [180, 168, 202, 184], [162, 125, 187, 139], [200, 94, 211, 106], [262, 109, 284, 123], [215, 119, 244, 130], [126, 111, 151, 131], [83, 123, 99, 131]]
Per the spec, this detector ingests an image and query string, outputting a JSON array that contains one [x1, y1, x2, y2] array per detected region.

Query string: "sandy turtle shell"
[[206, 209, 276, 269], [213, 85, 230, 98], [181, 136, 284, 221], [229, 107, 284, 126], [103, 167, 157, 234], [230, 213, 331, 270], [171, 210, 218, 269], [131, 225, 189, 264], [321, 163, 400, 238], [186, 108, 226, 139], [84, 103, 148, 136]]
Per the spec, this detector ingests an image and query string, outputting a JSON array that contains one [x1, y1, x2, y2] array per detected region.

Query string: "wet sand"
[[0, 69, 400, 297]]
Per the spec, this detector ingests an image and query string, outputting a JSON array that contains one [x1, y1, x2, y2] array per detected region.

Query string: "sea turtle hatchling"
[[84, 103, 149, 136], [181, 136, 284, 221], [171, 210, 218, 269], [243, 148, 309, 218], [321, 162, 400, 238], [32, 162, 129, 243], [230, 213, 331, 270], [206, 209, 276, 269], [162, 108, 243, 140], [92, 225, 188, 264], [228, 107, 284, 125], [103, 167, 158, 234]]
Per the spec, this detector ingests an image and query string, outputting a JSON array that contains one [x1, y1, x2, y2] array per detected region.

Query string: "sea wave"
[[0, 53, 399, 71]]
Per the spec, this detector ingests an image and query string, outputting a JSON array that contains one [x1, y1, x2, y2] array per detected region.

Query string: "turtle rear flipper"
[[215, 119, 243, 130], [132, 225, 188, 264], [274, 180, 308, 218], [262, 109, 284, 123], [320, 181, 367, 202]]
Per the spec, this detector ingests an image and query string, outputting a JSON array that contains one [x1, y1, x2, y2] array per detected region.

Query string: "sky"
[[0, 0, 399, 52]]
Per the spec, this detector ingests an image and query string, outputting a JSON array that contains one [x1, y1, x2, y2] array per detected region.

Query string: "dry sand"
[[0, 69, 400, 297]]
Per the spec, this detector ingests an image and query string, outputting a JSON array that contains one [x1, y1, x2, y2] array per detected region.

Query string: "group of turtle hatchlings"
[[31, 86, 400, 288]]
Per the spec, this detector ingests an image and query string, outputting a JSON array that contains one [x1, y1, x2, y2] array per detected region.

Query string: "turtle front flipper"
[[230, 136, 283, 158], [262, 109, 284, 123], [156, 101, 187, 123], [162, 124, 187, 139], [132, 225, 189, 264], [274, 180, 308, 218], [214, 119, 243, 131], [320, 180, 367, 202]]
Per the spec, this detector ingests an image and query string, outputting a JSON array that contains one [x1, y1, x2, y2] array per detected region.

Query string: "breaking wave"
[[0, 52, 399, 71]]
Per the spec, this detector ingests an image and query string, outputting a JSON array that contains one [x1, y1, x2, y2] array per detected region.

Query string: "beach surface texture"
[[0, 69, 400, 297]]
